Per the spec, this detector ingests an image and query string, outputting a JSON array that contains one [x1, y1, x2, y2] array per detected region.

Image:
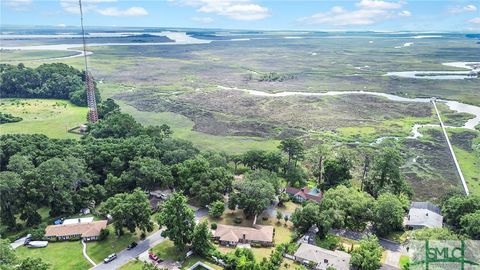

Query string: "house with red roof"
[[285, 186, 322, 203]]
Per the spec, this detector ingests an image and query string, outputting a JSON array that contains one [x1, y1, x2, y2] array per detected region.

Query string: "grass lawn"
[[276, 201, 300, 215], [384, 230, 408, 243], [117, 260, 144, 270], [15, 241, 91, 270], [0, 98, 88, 139], [87, 225, 140, 263], [150, 240, 185, 261], [400, 255, 410, 268], [452, 145, 480, 195]]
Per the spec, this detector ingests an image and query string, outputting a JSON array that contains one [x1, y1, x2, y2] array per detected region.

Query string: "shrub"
[[234, 216, 242, 224], [209, 201, 225, 219], [211, 223, 218, 230], [99, 228, 110, 241]]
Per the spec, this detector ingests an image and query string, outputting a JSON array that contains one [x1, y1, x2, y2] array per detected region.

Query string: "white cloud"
[[299, 0, 409, 26], [398, 10, 411, 17], [60, 0, 147, 17], [57, 23, 67, 27], [191, 16, 214, 23], [356, 0, 403, 10], [470, 17, 480, 24], [171, 0, 269, 21], [449, 4, 477, 14], [3, 0, 32, 11], [97, 7, 148, 17]]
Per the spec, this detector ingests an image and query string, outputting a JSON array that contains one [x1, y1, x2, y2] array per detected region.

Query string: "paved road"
[[90, 207, 209, 270], [90, 230, 165, 270]]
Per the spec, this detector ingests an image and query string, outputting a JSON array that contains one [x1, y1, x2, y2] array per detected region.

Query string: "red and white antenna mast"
[[79, 0, 98, 122]]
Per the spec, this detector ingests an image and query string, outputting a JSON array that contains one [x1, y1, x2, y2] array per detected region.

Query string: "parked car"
[[302, 235, 309, 243], [149, 252, 159, 261], [103, 253, 117, 263], [127, 242, 138, 250]]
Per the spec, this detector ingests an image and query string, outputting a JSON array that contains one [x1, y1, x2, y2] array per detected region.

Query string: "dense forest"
[[0, 63, 100, 106]]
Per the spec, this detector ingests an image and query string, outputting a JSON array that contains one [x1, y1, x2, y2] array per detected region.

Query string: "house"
[[213, 224, 274, 247], [285, 187, 322, 203], [294, 243, 351, 270], [405, 202, 443, 229], [44, 219, 108, 241]]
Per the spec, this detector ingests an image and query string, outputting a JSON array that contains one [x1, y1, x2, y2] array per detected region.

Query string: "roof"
[[406, 208, 443, 228], [410, 202, 441, 214], [45, 220, 108, 238], [294, 243, 351, 270], [285, 187, 323, 202], [213, 224, 274, 243], [63, 217, 94, 225]]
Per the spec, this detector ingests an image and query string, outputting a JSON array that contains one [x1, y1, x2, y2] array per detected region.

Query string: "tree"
[[0, 171, 22, 229], [278, 192, 290, 207], [350, 235, 383, 270], [18, 257, 49, 270], [307, 144, 329, 185], [99, 188, 153, 235], [177, 156, 232, 206], [278, 138, 305, 168], [0, 239, 17, 268], [157, 192, 195, 250], [97, 98, 120, 119], [276, 211, 283, 223], [229, 179, 275, 218], [365, 147, 410, 198], [373, 193, 404, 237], [442, 194, 480, 230], [322, 158, 352, 190], [460, 210, 480, 239], [290, 202, 321, 234], [409, 228, 459, 240], [209, 200, 225, 218], [128, 157, 173, 190], [191, 220, 213, 257], [88, 112, 144, 138], [20, 203, 42, 227]]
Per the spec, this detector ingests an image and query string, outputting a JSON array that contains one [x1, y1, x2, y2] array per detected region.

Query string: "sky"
[[1, 0, 480, 31]]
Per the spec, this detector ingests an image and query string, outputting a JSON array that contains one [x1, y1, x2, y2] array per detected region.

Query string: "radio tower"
[[79, 0, 98, 122]]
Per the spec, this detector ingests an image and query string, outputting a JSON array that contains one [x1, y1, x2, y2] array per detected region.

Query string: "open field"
[[0, 50, 78, 62], [0, 99, 87, 139]]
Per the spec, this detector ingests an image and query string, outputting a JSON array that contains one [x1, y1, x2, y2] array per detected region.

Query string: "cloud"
[[398, 10, 411, 17], [449, 4, 477, 14], [171, 0, 269, 21], [3, 0, 32, 11], [97, 7, 148, 16], [60, 0, 148, 17], [470, 17, 480, 24], [191, 16, 214, 23], [356, 0, 403, 10], [299, 0, 409, 26]]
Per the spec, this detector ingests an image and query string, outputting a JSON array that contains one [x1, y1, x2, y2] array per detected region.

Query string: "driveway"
[[10, 236, 27, 249], [90, 207, 209, 270]]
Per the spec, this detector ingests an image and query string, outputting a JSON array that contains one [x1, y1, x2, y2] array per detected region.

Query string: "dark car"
[[103, 253, 117, 263], [127, 242, 138, 250]]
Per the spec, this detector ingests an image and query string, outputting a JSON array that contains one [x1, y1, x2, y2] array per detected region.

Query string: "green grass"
[[98, 82, 280, 154], [0, 50, 78, 62], [15, 241, 91, 270], [452, 146, 480, 195], [0, 98, 88, 139], [87, 225, 140, 263], [400, 255, 410, 269], [150, 240, 185, 261], [117, 260, 144, 270]]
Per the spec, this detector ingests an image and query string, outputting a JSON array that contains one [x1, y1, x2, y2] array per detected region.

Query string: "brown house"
[[213, 224, 274, 247], [45, 220, 108, 241], [285, 187, 322, 203]]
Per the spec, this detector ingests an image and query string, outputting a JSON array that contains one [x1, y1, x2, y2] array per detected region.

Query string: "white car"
[[103, 253, 117, 263]]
